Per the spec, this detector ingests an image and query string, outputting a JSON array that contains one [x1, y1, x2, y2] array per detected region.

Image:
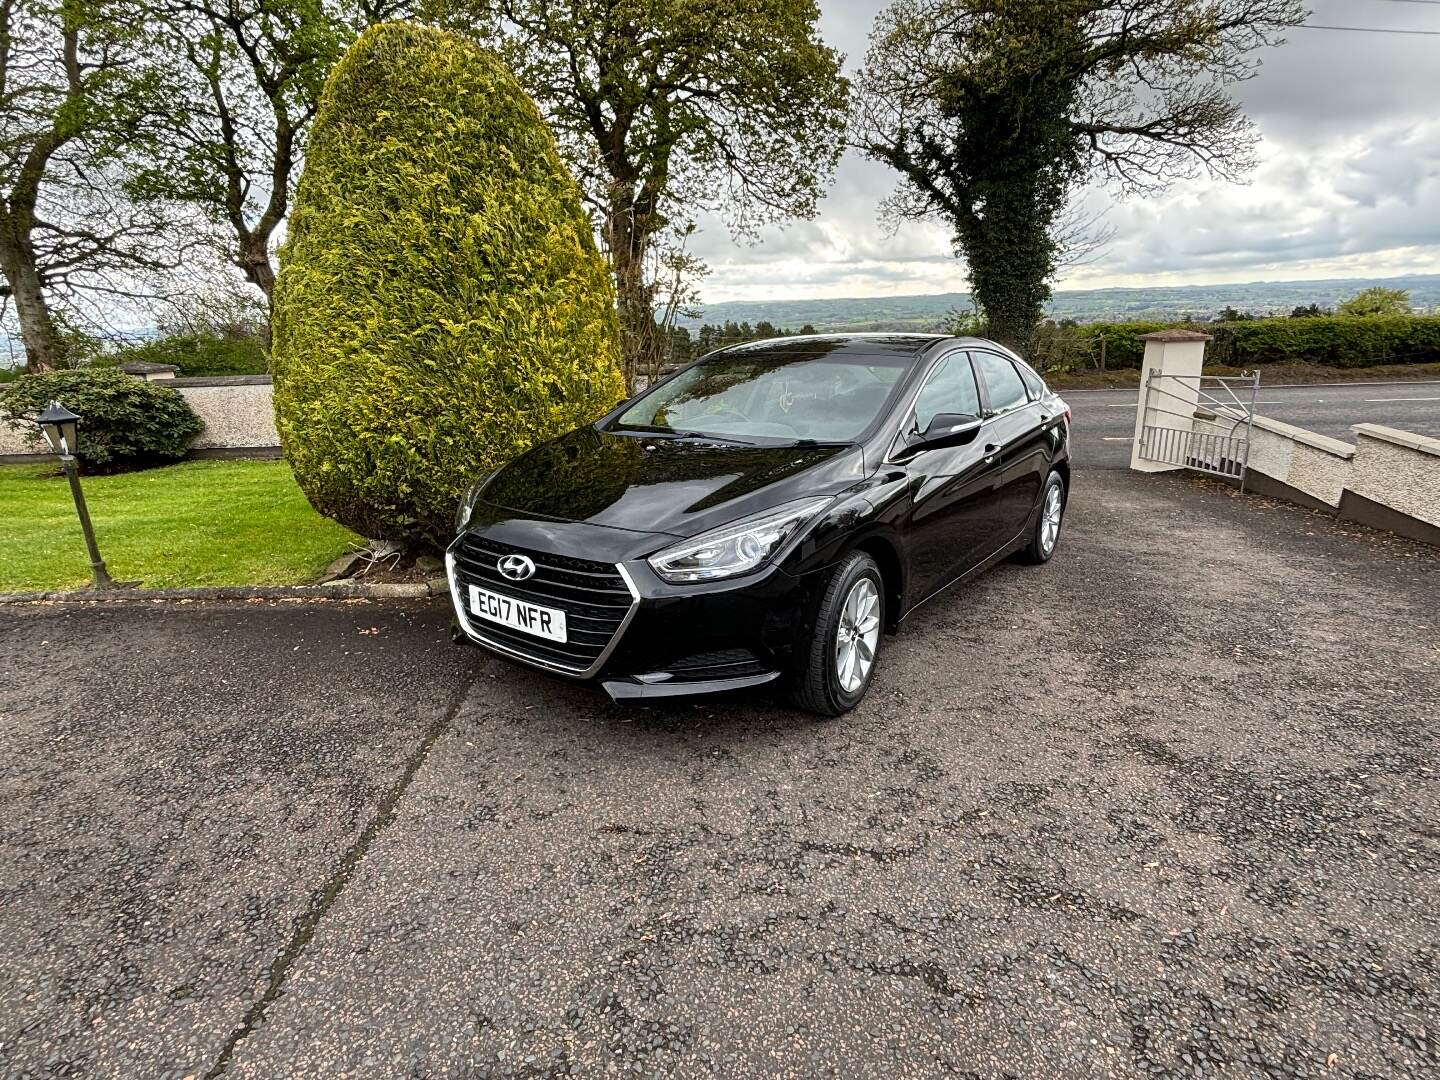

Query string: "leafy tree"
[[434, 0, 849, 390], [1290, 303, 1327, 318], [1216, 305, 1254, 322], [0, 0, 173, 371], [272, 23, 624, 545], [140, 1, 412, 311], [1337, 286, 1411, 318], [853, 0, 1302, 350]]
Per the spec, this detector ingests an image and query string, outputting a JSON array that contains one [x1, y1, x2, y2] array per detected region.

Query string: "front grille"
[[450, 533, 636, 673]]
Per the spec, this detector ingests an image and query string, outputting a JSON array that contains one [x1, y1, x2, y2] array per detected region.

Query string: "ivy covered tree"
[[854, 0, 1303, 349], [433, 0, 849, 390]]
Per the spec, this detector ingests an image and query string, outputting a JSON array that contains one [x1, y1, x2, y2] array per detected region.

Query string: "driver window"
[[913, 353, 981, 432]]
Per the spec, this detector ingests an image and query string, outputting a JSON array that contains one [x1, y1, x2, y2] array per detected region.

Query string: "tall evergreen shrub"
[[272, 22, 625, 544]]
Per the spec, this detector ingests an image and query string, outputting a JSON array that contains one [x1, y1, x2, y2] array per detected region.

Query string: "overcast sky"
[[689, 0, 1440, 303]]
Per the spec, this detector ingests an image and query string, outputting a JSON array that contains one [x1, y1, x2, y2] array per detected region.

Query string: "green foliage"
[[0, 0, 177, 371], [272, 22, 625, 545], [1041, 315, 1440, 372], [101, 333, 269, 377], [0, 368, 203, 471], [1337, 286, 1412, 318], [438, 0, 848, 387]]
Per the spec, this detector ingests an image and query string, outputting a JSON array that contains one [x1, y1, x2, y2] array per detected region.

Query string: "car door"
[[970, 350, 1050, 542], [900, 351, 1010, 602]]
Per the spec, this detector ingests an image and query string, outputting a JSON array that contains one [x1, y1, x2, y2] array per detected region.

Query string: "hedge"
[[272, 23, 625, 545], [1066, 315, 1440, 370], [0, 367, 202, 471], [101, 332, 269, 377]]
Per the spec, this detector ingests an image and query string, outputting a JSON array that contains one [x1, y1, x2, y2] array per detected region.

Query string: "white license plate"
[[468, 585, 567, 643]]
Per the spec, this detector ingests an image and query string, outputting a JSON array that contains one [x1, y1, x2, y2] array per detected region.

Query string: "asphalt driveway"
[[1, 469, 1436, 1078]]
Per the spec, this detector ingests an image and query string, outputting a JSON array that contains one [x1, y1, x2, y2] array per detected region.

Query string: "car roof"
[[713, 332, 950, 361]]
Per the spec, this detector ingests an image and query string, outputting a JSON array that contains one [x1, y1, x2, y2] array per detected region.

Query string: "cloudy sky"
[[689, 0, 1440, 303]]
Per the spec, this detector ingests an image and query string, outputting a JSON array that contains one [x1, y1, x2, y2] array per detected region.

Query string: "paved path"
[[1069, 380, 1440, 469], [1, 471, 1436, 1078]]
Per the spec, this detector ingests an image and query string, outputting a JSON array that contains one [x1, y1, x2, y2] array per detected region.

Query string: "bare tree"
[[140, 0, 413, 311], [0, 0, 174, 370]]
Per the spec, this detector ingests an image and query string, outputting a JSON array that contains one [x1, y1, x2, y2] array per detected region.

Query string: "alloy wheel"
[[1040, 483, 1063, 555], [835, 577, 881, 693]]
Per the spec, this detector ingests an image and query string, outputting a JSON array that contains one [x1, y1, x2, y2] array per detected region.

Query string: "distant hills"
[[677, 274, 1440, 332]]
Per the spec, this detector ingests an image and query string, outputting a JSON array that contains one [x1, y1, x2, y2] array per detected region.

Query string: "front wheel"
[[790, 551, 885, 717], [1018, 471, 1066, 565]]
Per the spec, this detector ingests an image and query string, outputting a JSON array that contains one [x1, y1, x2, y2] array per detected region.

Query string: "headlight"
[[455, 470, 497, 533], [647, 497, 833, 583]]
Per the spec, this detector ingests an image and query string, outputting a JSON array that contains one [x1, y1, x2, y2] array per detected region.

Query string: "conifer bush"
[[271, 22, 625, 544]]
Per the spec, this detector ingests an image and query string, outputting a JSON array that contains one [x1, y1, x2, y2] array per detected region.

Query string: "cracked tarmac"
[[0, 469, 1436, 1078]]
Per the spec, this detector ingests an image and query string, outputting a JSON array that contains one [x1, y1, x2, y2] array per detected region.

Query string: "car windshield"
[[612, 352, 913, 443]]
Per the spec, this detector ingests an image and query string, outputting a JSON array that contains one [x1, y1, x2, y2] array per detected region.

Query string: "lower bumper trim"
[[601, 670, 782, 701]]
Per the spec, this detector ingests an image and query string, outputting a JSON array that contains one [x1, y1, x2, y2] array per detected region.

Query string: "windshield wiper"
[[664, 430, 756, 446]]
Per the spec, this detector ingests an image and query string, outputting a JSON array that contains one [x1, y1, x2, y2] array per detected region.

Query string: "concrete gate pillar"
[[1129, 328, 1214, 474]]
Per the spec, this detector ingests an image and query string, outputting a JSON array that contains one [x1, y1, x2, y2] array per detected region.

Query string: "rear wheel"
[[790, 551, 884, 716], [1018, 471, 1066, 565]]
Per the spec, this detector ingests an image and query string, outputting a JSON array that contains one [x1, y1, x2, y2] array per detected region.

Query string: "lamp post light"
[[36, 400, 117, 589]]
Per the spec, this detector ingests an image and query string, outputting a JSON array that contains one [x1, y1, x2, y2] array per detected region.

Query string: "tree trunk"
[[602, 193, 665, 393], [0, 220, 66, 372], [236, 232, 275, 348], [238, 232, 276, 306], [956, 179, 1063, 355]]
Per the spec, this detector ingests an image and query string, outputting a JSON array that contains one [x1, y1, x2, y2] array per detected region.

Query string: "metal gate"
[[1137, 371, 1260, 490]]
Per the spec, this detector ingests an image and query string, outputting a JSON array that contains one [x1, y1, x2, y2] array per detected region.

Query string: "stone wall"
[[173, 377, 278, 450], [1207, 412, 1440, 543]]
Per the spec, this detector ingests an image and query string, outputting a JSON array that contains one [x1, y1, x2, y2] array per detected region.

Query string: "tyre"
[[1018, 471, 1066, 565], [790, 551, 885, 717]]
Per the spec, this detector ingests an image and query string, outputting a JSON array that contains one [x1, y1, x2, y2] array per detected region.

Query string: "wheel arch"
[[850, 534, 904, 634]]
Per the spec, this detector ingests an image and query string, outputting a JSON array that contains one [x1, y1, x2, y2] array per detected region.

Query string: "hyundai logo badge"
[[497, 554, 536, 581]]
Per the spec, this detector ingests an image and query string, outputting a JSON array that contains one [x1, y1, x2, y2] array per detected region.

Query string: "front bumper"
[[446, 527, 824, 700]]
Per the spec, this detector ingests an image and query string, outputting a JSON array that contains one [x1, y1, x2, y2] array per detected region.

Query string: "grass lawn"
[[0, 459, 361, 593]]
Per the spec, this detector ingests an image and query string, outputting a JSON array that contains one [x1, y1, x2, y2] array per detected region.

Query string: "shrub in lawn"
[[102, 332, 269, 377], [0, 367, 203, 471], [271, 22, 625, 546]]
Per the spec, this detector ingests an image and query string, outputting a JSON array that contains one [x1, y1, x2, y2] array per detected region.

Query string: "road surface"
[[1066, 379, 1440, 469]]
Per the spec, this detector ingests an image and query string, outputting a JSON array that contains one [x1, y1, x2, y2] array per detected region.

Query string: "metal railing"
[[1137, 371, 1260, 490]]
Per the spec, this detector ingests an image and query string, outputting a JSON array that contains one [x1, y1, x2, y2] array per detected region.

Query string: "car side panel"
[[985, 403, 1050, 539]]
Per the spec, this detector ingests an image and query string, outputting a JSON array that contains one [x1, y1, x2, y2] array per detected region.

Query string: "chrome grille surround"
[[446, 533, 640, 678]]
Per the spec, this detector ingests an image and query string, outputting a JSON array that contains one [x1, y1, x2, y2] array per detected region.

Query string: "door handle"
[[983, 443, 999, 463]]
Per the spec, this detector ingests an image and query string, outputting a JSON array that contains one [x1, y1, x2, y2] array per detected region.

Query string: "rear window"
[[1016, 361, 1046, 401], [972, 351, 1029, 413]]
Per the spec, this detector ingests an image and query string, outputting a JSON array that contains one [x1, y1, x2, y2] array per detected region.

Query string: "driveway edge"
[[0, 580, 450, 604]]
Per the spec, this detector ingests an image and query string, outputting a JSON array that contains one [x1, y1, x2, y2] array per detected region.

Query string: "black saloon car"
[[447, 334, 1070, 715]]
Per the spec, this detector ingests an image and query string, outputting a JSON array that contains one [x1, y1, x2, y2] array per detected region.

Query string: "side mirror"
[[913, 412, 983, 451]]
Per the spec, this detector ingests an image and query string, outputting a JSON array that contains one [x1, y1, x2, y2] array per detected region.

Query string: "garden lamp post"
[[36, 400, 116, 589]]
